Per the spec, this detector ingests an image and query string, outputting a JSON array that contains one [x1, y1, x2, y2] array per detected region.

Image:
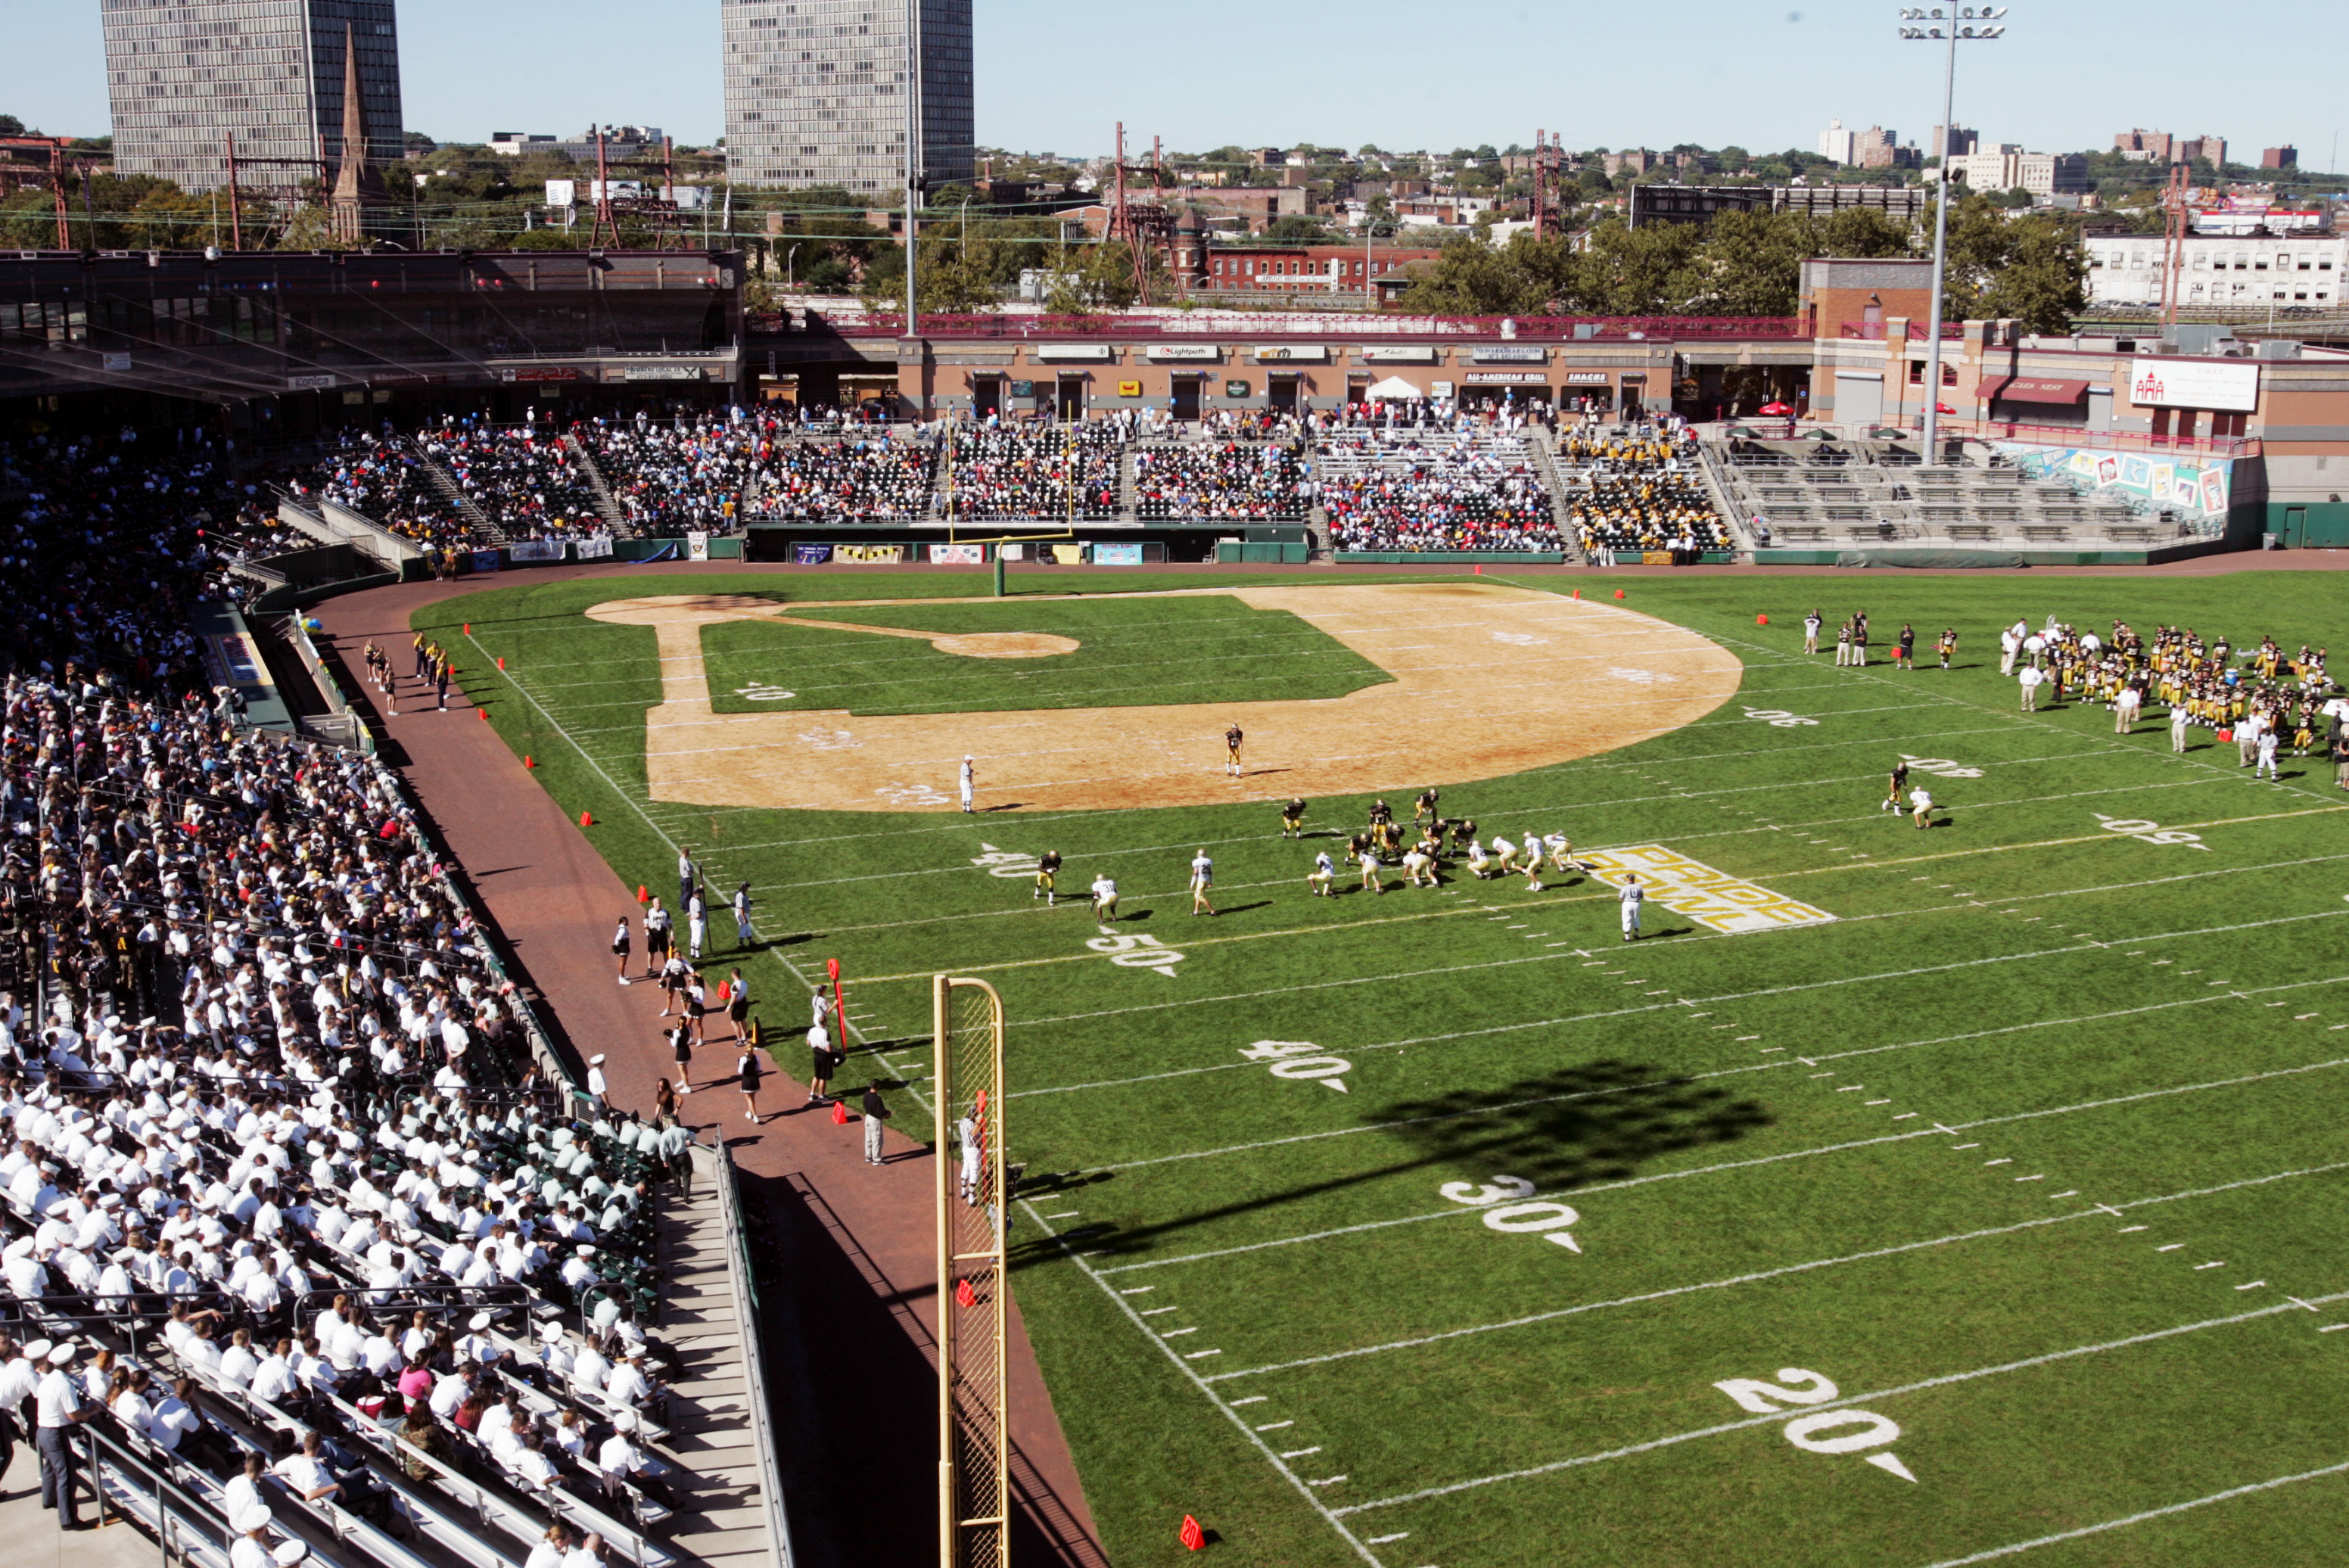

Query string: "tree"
[[1568, 219, 1706, 314], [1819, 206, 1914, 258], [1687, 209, 1819, 316], [1943, 192, 2085, 333], [0, 114, 23, 137], [1262, 214, 1330, 241], [1400, 231, 1574, 315]]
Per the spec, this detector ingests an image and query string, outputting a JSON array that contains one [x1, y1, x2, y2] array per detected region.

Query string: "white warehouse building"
[[2086, 233, 2344, 306]]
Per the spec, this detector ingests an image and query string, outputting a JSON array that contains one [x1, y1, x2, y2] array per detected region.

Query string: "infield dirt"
[[583, 580, 1744, 813]]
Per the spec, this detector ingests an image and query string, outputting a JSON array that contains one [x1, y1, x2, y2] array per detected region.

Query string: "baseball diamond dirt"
[[582, 580, 1746, 813]]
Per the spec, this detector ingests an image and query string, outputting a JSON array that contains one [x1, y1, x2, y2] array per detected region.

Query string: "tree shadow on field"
[[1008, 1061, 1770, 1270]]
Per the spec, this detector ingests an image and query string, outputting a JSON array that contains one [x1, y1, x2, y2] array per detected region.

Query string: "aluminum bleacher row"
[[1700, 438, 2217, 551], [2, 1090, 695, 1568]]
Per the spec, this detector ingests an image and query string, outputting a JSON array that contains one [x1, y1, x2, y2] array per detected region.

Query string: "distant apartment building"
[[102, 0, 404, 194], [1853, 126, 1899, 166], [2177, 134, 2227, 167], [1819, 119, 1857, 166], [1927, 125, 1977, 157], [2114, 128, 2173, 163], [2085, 232, 2343, 306], [2263, 145, 2298, 170], [1951, 150, 2089, 198], [721, 0, 972, 192], [490, 126, 665, 160], [1603, 148, 1656, 177]]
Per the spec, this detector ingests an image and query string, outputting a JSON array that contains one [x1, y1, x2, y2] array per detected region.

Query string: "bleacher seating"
[[1133, 438, 1309, 521], [1318, 429, 1560, 552], [0, 653, 705, 1568], [1706, 439, 2208, 550]]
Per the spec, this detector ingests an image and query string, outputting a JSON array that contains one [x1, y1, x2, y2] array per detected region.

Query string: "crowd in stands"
[[943, 423, 1122, 519], [748, 431, 937, 520], [0, 427, 244, 674], [296, 437, 472, 551], [1134, 439, 1308, 521], [1558, 431, 1731, 561], [418, 426, 607, 541], [577, 417, 759, 534], [0, 627, 698, 1557], [1321, 432, 1560, 552]]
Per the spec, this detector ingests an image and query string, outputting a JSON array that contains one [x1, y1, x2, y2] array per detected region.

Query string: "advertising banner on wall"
[[793, 543, 832, 565], [836, 544, 904, 564], [1145, 344, 1220, 362], [930, 543, 985, 564], [508, 540, 565, 562], [1994, 443, 2233, 519], [469, 549, 502, 574], [687, 531, 710, 562], [2127, 357, 2259, 412], [1093, 542, 1144, 565], [1358, 346, 1439, 364], [575, 534, 614, 560]]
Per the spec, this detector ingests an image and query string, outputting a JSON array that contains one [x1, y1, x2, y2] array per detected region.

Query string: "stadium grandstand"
[[10, 235, 2349, 1567], [0, 359, 789, 1566]]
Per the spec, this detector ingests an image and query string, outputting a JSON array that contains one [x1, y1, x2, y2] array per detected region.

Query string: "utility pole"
[[2158, 160, 2189, 338], [227, 130, 243, 250], [904, 0, 922, 347], [1901, 4, 2008, 454], [48, 142, 69, 250]]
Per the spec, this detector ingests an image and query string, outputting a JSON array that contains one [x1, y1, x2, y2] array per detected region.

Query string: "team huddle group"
[[1997, 616, 2349, 780]]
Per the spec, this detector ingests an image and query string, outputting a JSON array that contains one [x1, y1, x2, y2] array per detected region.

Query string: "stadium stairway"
[[1689, 443, 1759, 554], [648, 1165, 772, 1568], [1526, 432, 1588, 562], [564, 434, 634, 538], [412, 443, 509, 544]]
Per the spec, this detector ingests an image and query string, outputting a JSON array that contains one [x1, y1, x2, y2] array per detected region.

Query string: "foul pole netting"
[[935, 975, 1008, 1568]]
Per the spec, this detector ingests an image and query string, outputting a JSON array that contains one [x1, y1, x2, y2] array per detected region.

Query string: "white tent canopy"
[[1364, 375, 1424, 401]]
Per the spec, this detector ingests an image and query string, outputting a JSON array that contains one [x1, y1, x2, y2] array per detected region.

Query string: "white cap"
[[611, 1410, 638, 1433], [470, 1311, 494, 1331], [21, 1339, 51, 1362], [273, 1542, 310, 1566], [537, 1320, 565, 1342], [238, 1505, 272, 1533], [589, 1055, 607, 1066], [46, 1343, 76, 1366]]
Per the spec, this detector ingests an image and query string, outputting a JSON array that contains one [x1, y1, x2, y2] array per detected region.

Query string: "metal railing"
[[775, 310, 1805, 342], [1840, 321, 1966, 340], [698, 1138, 796, 1568], [1898, 415, 2260, 459]]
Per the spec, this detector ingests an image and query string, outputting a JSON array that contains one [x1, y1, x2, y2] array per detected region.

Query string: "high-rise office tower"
[[721, 0, 973, 192], [102, 0, 405, 196]]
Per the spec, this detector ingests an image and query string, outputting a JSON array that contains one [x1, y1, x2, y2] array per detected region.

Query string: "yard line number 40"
[[1710, 1368, 1918, 1482]]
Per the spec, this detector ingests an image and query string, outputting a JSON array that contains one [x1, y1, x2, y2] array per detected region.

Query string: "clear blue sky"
[[5, 0, 2341, 167]]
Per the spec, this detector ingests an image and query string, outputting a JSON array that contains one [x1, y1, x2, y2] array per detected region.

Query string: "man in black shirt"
[[1033, 851, 1062, 904]]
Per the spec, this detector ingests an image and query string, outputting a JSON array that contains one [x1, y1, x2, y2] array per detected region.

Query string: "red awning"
[[1982, 375, 2090, 404]]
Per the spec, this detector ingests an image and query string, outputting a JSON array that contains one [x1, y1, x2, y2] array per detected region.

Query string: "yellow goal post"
[[935, 975, 1009, 1568]]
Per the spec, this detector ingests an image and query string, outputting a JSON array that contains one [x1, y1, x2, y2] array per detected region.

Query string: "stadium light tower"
[[1899, 5, 2005, 453]]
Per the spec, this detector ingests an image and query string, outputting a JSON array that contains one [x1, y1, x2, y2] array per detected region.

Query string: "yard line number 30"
[[1710, 1368, 1917, 1482]]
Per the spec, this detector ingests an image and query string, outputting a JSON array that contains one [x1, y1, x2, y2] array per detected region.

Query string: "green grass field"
[[428, 567, 2349, 1568]]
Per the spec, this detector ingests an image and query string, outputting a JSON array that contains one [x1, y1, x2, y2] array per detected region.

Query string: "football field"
[[430, 568, 2349, 1568]]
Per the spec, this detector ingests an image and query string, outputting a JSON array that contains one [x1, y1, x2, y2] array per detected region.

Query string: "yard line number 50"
[[1710, 1367, 1917, 1482]]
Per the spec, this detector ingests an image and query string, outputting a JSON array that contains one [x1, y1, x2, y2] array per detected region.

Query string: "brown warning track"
[[312, 562, 1109, 1568]]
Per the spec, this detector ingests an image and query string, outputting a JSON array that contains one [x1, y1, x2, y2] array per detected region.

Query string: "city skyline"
[[5, 0, 2343, 172]]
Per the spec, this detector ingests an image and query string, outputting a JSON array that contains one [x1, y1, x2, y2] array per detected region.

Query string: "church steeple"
[[328, 20, 381, 241]]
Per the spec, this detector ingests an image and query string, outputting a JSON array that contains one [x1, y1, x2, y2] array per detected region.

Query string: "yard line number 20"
[[1710, 1368, 1917, 1482]]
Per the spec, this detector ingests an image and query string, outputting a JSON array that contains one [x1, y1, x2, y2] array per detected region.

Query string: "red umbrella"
[[1936, 402, 1958, 415], [1759, 401, 1793, 415]]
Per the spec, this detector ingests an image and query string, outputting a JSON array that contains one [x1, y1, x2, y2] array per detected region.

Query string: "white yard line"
[[1330, 1289, 2349, 1517], [1092, 1053, 2349, 1276], [1204, 1160, 2349, 1383], [465, 636, 938, 1110], [1014, 1197, 1388, 1568], [1013, 908, 2349, 1103], [1915, 1459, 2349, 1566]]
